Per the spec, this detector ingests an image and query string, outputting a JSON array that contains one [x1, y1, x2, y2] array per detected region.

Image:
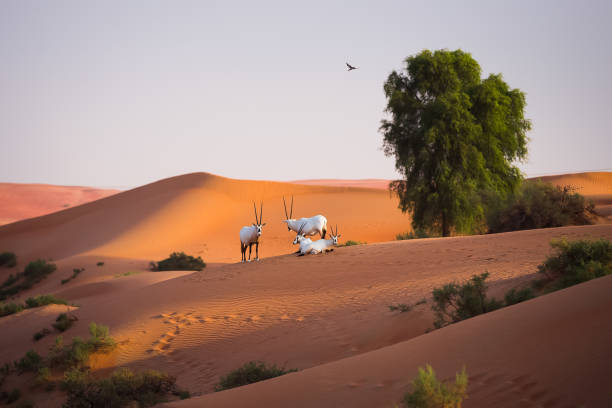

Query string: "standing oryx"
[[298, 224, 341, 256], [239, 202, 266, 262], [282, 196, 328, 239]]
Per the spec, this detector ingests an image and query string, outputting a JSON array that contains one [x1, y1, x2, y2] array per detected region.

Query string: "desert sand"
[[0, 183, 119, 226], [0, 172, 611, 407]]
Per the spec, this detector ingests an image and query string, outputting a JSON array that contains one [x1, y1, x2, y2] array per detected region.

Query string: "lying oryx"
[[293, 224, 313, 255], [239, 202, 266, 262], [282, 196, 328, 239], [297, 225, 341, 256]]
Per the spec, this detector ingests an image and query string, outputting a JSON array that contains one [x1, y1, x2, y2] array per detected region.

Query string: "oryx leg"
[[321, 226, 327, 239], [255, 242, 259, 261], [248, 243, 253, 261], [241, 243, 246, 262]]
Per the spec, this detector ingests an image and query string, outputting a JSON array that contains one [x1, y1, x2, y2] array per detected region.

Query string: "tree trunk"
[[442, 213, 450, 237]]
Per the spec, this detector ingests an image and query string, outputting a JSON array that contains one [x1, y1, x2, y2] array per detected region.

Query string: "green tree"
[[381, 49, 530, 236]]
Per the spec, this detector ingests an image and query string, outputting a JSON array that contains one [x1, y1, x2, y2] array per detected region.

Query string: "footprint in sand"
[[149, 312, 197, 355]]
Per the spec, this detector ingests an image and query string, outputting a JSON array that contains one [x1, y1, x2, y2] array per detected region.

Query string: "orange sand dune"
[[166, 272, 612, 408], [292, 179, 391, 190], [0, 183, 119, 226], [0, 173, 412, 263]]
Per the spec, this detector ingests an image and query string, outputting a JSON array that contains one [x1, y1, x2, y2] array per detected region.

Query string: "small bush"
[[0, 252, 17, 268], [15, 351, 44, 373], [343, 240, 366, 246], [389, 304, 412, 313], [63, 367, 179, 408], [215, 361, 297, 391], [537, 238, 612, 290], [96, 262, 104, 267], [33, 328, 52, 341], [402, 365, 468, 408], [61, 268, 84, 285], [486, 181, 597, 233], [0, 302, 24, 317], [53, 313, 78, 332], [397, 229, 430, 240], [152, 252, 206, 271], [49, 323, 116, 370], [6, 388, 21, 403], [432, 273, 503, 328], [25, 295, 68, 308], [504, 287, 535, 306], [0, 260, 57, 301]]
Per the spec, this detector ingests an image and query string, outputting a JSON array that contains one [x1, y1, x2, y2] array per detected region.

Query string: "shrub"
[[63, 367, 179, 408], [0, 302, 24, 317], [432, 273, 503, 328], [15, 351, 44, 373], [389, 304, 412, 313], [0, 252, 17, 268], [96, 262, 104, 267], [402, 365, 468, 408], [343, 240, 366, 246], [486, 181, 597, 233], [152, 252, 206, 271], [49, 323, 116, 370], [215, 361, 297, 391], [53, 313, 78, 332], [6, 388, 21, 403], [0, 260, 57, 300], [25, 295, 68, 308], [504, 287, 535, 306], [61, 268, 84, 285], [33, 328, 52, 341], [537, 238, 612, 290], [397, 228, 431, 240]]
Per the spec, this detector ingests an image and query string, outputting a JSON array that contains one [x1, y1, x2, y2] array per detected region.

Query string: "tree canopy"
[[381, 49, 530, 236]]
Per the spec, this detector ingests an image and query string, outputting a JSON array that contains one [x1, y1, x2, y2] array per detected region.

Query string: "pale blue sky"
[[1, 0, 611, 188]]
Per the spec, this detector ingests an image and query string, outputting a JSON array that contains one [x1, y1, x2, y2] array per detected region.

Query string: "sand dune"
[[1, 172, 612, 407], [0, 183, 119, 226]]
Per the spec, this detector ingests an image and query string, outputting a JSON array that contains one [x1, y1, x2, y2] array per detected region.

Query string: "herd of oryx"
[[239, 196, 341, 263]]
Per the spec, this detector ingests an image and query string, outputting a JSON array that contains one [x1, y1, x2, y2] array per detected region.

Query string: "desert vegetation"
[[486, 181, 597, 233], [342, 240, 366, 246], [0, 260, 57, 301], [52, 313, 78, 332], [1, 295, 68, 318], [215, 361, 297, 391], [0, 252, 17, 268], [402, 365, 468, 408], [396, 229, 431, 240], [151, 252, 206, 271], [61, 268, 84, 285]]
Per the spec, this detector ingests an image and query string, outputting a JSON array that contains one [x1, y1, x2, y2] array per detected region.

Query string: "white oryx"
[[239, 202, 266, 262], [282, 196, 328, 239], [298, 225, 341, 256], [293, 224, 313, 255]]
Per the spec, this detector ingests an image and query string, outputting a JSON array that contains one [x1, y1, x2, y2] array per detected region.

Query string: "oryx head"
[[282, 195, 294, 231], [292, 223, 306, 245], [329, 224, 341, 245], [252, 201, 266, 236]]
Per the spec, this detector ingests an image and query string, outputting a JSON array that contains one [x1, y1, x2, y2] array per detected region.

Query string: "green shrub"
[[33, 328, 52, 341], [537, 238, 612, 290], [49, 323, 116, 370], [152, 252, 206, 271], [0, 252, 17, 268], [96, 262, 104, 267], [215, 361, 297, 391], [504, 287, 535, 306], [389, 304, 412, 313], [0, 302, 24, 317], [61, 268, 84, 285], [25, 294, 68, 308], [402, 365, 468, 408], [432, 273, 503, 328], [397, 229, 430, 240], [53, 313, 78, 332], [15, 351, 44, 373], [63, 367, 179, 408], [486, 181, 597, 233], [343, 240, 366, 246], [0, 260, 57, 300]]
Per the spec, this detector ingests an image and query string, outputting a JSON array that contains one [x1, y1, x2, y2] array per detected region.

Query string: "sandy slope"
[[0, 183, 119, 226], [165, 273, 612, 408], [0, 173, 412, 264], [1, 172, 612, 407]]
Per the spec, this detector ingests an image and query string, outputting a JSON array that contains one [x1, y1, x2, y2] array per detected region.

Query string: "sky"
[[1, 0, 611, 189]]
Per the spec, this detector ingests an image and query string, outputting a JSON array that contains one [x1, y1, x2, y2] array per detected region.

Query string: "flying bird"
[[346, 62, 358, 71]]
